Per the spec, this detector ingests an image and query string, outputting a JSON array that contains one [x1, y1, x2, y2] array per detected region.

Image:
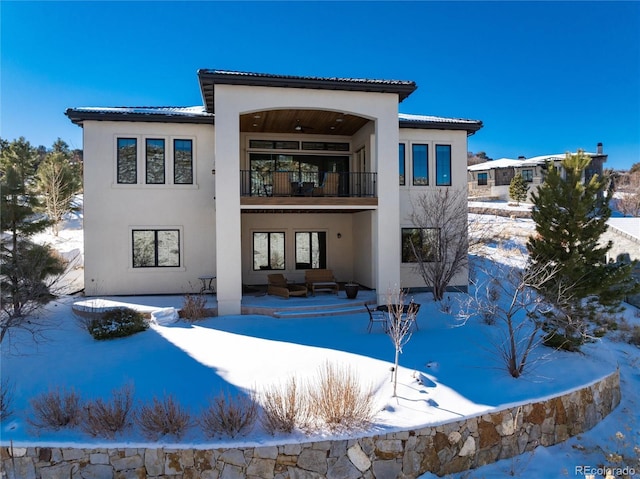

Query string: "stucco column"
[[213, 87, 243, 315], [374, 112, 401, 304]]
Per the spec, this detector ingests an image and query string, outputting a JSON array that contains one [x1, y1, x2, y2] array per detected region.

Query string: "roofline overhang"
[[65, 108, 214, 126], [399, 118, 483, 136], [198, 69, 418, 113]]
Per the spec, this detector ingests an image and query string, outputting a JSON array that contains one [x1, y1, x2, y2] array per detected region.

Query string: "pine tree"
[[527, 151, 638, 349], [509, 173, 529, 205], [1, 139, 65, 339]]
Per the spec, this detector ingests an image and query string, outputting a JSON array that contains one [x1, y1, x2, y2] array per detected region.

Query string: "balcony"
[[240, 170, 378, 210]]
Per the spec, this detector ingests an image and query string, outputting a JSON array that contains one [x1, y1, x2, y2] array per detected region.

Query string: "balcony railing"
[[240, 170, 377, 198]]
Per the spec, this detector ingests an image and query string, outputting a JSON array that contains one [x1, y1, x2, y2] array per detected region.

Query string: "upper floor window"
[[412, 144, 428, 185], [146, 139, 165, 184], [132, 229, 180, 267], [253, 232, 285, 270], [401, 228, 440, 263], [174, 139, 193, 184], [399, 143, 406, 186], [522, 169, 533, 182], [295, 232, 327, 269], [477, 172, 488, 186], [117, 138, 137, 184], [435, 145, 451, 186]]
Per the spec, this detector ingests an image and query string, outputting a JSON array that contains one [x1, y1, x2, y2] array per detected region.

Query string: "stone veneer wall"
[[1, 370, 619, 479]]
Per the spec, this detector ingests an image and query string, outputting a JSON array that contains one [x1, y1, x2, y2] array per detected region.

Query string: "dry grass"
[[260, 376, 309, 435], [200, 390, 259, 438], [82, 384, 135, 438], [307, 361, 375, 433], [136, 394, 191, 440], [181, 293, 208, 321], [28, 387, 82, 430]]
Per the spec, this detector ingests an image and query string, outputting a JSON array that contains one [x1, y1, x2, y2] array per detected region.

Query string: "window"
[[146, 139, 165, 184], [435, 145, 451, 186], [412, 144, 428, 185], [117, 138, 137, 184], [478, 172, 488, 186], [295, 232, 327, 269], [399, 143, 406, 185], [253, 232, 285, 270], [401, 228, 440, 263], [174, 139, 193, 184], [522, 169, 533, 182], [132, 229, 180, 267]]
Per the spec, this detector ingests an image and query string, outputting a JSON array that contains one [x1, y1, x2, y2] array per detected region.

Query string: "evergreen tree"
[[527, 151, 638, 349], [1, 140, 65, 339], [36, 139, 82, 235], [509, 173, 529, 205]]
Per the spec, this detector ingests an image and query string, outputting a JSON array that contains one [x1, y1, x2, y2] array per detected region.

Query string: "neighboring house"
[[602, 218, 640, 307], [468, 144, 607, 201], [66, 69, 482, 315]]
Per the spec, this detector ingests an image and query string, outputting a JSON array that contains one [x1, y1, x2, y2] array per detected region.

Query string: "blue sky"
[[2, 1, 639, 170]]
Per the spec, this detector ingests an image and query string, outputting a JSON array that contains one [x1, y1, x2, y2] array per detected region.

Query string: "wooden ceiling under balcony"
[[240, 109, 369, 136]]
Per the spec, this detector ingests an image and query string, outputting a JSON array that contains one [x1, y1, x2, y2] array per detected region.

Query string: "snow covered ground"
[[1, 200, 638, 478]]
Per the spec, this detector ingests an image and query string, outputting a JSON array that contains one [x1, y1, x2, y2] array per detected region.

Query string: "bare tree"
[[459, 259, 570, 378], [614, 170, 640, 217], [385, 288, 419, 397], [407, 188, 470, 301]]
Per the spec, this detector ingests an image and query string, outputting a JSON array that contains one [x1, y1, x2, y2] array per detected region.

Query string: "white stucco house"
[[66, 69, 482, 315], [468, 144, 607, 202]]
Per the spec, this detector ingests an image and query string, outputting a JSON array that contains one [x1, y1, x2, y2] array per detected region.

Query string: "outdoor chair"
[[313, 172, 339, 196], [366, 304, 388, 333], [272, 171, 291, 196], [377, 302, 421, 331], [305, 269, 339, 295], [267, 274, 308, 299]]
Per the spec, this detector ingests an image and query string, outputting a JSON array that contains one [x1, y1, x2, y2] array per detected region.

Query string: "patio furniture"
[[272, 172, 291, 196], [198, 275, 216, 294], [305, 269, 339, 295], [365, 304, 388, 333], [313, 172, 339, 196], [377, 302, 421, 330], [267, 274, 308, 299]]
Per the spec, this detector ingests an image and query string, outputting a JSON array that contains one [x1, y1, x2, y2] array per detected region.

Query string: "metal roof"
[[198, 69, 418, 113]]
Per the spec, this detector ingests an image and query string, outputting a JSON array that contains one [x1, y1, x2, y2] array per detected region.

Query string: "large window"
[[521, 169, 533, 182], [146, 139, 165, 184], [477, 172, 488, 186], [117, 138, 137, 184], [399, 143, 406, 185], [253, 232, 285, 270], [132, 229, 180, 267], [295, 232, 327, 269], [412, 144, 428, 185], [174, 139, 193, 184], [401, 228, 440, 263], [435, 145, 451, 186]]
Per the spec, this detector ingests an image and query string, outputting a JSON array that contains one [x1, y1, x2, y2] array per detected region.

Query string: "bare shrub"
[[307, 361, 375, 433], [260, 376, 308, 435], [1, 378, 14, 421], [82, 384, 135, 438], [199, 390, 258, 438], [137, 394, 191, 440], [28, 387, 82, 430], [181, 293, 208, 321]]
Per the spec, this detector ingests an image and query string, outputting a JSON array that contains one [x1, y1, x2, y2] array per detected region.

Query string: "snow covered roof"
[[65, 106, 213, 125], [608, 218, 640, 241], [469, 152, 602, 172], [398, 113, 483, 136]]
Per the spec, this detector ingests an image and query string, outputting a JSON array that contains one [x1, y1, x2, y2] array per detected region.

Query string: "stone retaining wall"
[[468, 206, 532, 219], [1, 370, 620, 479]]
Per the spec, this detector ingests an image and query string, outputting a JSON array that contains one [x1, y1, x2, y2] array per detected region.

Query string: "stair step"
[[273, 306, 367, 318]]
